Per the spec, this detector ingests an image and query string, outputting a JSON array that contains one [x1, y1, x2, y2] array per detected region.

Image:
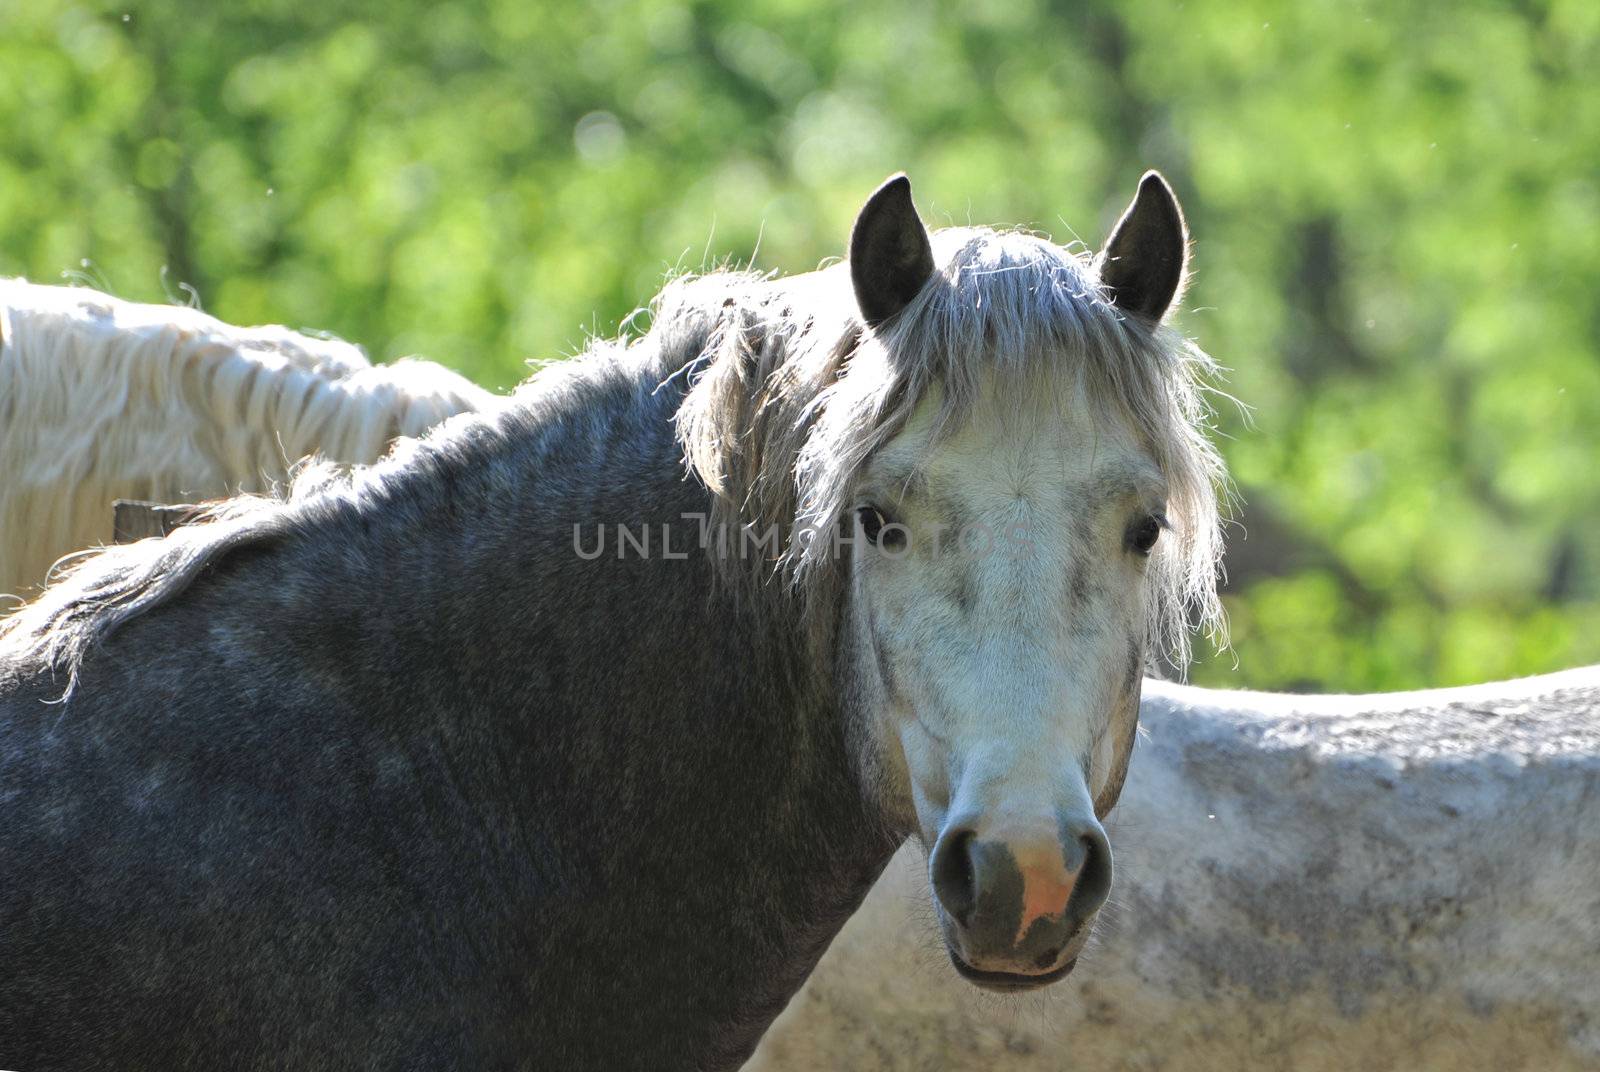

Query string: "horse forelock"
[[672, 227, 1230, 668]]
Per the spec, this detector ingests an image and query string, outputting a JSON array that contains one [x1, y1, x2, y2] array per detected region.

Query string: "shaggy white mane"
[[0, 279, 495, 607]]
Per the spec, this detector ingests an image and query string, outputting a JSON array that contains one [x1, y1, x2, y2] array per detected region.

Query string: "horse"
[[748, 667, 1600, 1071], [0, 278, 494, 608], [0, 171, 1226, 1070]]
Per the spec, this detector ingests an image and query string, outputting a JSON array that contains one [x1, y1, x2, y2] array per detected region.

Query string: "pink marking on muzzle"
[[1013, 843, 1077, 946]]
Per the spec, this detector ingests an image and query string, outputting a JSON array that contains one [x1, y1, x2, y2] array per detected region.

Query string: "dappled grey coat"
[[0, 274, 898, 1070]]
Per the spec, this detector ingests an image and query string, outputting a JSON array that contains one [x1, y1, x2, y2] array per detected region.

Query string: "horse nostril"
[[1067, 829, 1113, 919], [930, 827, 978, 928]]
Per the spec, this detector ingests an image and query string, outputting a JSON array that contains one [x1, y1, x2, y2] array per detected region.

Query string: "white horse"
[[747, 666, 1600, 1071], [0, 279, 495, 606]]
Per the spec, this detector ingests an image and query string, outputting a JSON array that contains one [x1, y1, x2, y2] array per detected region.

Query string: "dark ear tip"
[[870, 172, 913, 202], [1136, 171, 1181, 212], [852, 175, 916, 243]]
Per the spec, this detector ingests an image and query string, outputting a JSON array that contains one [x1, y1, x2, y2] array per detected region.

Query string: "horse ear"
[[849, 173, 936, 327], [1096, 171, 1189, 322]]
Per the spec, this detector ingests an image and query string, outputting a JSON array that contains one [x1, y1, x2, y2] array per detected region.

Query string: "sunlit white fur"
[[0, 279, 495, 607]]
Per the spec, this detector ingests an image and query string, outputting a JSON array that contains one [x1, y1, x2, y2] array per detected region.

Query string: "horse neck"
[[368, 353, 901, 1065]]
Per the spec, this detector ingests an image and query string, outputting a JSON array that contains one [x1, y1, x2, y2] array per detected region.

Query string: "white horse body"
[[0, 280, 495, 604], [748, 666, 1600, 1071]]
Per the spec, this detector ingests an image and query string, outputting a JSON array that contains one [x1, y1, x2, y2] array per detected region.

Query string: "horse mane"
[[673, 227, 1229, 667], [0, 279, 495, 604]]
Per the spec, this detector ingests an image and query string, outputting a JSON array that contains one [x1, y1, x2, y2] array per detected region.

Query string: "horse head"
[[829, 172, 1223, 989]]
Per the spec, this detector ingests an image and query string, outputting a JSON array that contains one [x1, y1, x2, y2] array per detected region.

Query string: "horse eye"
[[856, 506, 904, 549], [1129, 516, 1162, 555]]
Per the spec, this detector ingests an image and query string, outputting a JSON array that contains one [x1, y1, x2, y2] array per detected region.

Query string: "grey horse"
[[0, 172, 1224, 1070]]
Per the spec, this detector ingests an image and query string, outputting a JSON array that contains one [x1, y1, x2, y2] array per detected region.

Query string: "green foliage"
[[2, 0, 1596, 690]]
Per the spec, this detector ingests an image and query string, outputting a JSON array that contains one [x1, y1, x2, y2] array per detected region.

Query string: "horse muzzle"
[[928, 809, 1112, 986]]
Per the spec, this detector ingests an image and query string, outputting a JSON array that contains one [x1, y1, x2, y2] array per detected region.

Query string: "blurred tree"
[[1, 0, 1595, 689]]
